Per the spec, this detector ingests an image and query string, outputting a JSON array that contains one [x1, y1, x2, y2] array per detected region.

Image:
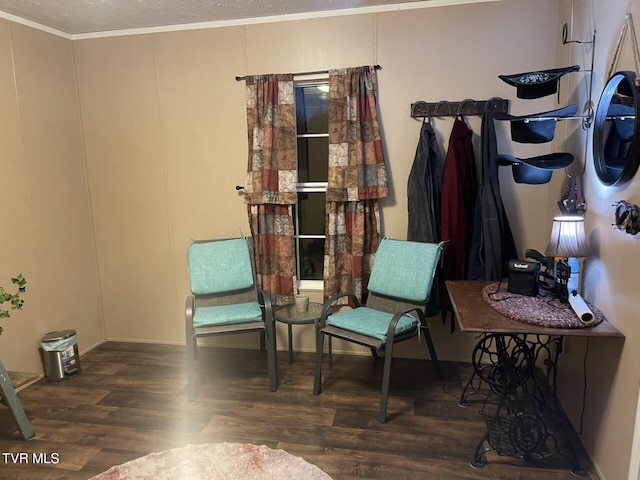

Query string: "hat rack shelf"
[[562, 23, 597, 130], [410, 99, 597, 123], [410, 26, 597, 125], [410, 98, 509, 119], [497, 112, 596, 122], [409, 97, 595, 123]]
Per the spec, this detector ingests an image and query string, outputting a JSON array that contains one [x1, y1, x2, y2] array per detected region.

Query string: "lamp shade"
[[545, 216, 591, 258]]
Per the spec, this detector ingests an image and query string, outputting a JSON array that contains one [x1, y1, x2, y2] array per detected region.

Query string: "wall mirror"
[[593, 71, 640, 186]]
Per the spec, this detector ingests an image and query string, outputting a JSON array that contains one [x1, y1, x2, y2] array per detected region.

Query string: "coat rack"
[[410, 97, 510, 119]]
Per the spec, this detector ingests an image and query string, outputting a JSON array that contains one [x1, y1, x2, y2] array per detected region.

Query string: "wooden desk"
[[445, 280, 624, 475], [446, 280, 623, 338]]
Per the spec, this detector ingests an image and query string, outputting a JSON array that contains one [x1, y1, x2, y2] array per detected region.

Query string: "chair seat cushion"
[[326, 307, 419, 341], [193, 302, 263, 328]]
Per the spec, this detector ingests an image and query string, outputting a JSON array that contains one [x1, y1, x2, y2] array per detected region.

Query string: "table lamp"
[[544, 215, 591, 299]]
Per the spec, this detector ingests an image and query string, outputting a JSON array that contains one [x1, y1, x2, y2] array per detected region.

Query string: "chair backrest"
[[367, 238, 443, 303], [187, 238, 255, 295]]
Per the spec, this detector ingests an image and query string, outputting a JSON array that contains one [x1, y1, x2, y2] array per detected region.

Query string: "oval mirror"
[[593, 71, 640, 186]]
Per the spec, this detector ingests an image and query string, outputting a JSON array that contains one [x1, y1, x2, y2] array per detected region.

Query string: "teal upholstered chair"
[[313, 238, 444, 422], [185, 237, 278, 400]]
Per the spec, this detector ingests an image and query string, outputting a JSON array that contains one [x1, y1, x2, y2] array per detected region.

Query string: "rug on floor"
[[90, 442, 333, 480]]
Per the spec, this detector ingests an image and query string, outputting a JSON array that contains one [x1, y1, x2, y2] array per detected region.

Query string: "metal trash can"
[[40, 330, 81, 381]]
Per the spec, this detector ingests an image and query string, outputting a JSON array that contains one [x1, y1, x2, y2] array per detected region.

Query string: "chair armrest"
[[184, 295, 196, 344], [259, 289, 274, 327], [185, 295, 195, 329], [385, 306, 426, 341], [317, 293, 361, 329]]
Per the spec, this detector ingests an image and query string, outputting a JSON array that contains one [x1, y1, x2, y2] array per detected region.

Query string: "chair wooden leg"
[[313, 332, 325, 395]]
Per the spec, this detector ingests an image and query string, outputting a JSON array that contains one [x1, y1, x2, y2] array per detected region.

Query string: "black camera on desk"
[[507, 249, 570, 301], [506, 259, 540, 296]]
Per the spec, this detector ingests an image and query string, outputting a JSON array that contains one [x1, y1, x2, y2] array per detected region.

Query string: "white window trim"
[[295, 79, 329, 291]]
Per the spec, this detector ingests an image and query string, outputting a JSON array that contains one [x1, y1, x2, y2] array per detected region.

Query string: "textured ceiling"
[[0, 0, 458, 37]]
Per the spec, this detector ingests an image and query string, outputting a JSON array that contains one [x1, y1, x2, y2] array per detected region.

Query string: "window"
[[294, 80, 329, 289]]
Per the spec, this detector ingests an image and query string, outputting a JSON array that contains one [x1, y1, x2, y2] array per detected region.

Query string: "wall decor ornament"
[[613, 200, 640, 235]]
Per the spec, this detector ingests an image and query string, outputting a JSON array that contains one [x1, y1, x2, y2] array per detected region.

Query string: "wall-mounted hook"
[[457, 98, 477, 116], [582, 103, 594, 130], [434, 101, 453, 117], [484, 97, 508, 113], [614, 200, 640, 235], [410, 101, 430, 118], [410, 98, 509, 119]]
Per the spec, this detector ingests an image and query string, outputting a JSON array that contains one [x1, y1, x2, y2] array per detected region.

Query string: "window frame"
[[294, 78, 329, 290]]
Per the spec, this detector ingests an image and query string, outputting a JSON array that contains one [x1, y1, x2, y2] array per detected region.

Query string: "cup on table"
[[295, 294, 309, 313]]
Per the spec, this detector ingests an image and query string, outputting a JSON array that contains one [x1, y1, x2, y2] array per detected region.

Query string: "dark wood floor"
[[0, 342, 598, 479]]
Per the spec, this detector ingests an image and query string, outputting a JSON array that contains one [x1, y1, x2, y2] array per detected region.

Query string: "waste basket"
[[40, 329, 81, 381]]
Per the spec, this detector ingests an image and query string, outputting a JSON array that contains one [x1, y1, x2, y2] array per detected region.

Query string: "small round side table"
[[275, 302, 328, 363]]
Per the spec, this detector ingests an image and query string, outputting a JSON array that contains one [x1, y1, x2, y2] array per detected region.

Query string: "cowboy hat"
[[498, 65, 580, 99], [494, 104, 578, 143], [497, 152, 574, 184]]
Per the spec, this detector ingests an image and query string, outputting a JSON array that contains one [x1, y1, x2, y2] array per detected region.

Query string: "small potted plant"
[[0, 274, 27, 335]]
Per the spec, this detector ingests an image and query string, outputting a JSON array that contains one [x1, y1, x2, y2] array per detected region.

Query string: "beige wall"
[[0, 21, 103, 373], [555, 2, 640, 480], [72, 0, 562, 359], [2, 0, 639, 478]]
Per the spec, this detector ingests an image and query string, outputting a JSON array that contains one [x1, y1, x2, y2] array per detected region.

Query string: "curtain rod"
[[235, 65, 381, 82]]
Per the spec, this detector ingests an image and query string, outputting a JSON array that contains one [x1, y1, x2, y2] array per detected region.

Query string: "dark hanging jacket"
[[440, 117, 477, 308], [467, 110, 518, 280], [407, 120, 444, 243], [407, 120, 445, 315]]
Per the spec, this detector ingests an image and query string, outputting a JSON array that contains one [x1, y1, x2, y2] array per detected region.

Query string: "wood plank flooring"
[[7, 371, 41, 393], [0, 342, 599, 479]]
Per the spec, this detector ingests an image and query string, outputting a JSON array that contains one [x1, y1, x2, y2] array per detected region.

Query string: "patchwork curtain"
[[243, 74, 297, 304], [324, 66, 389, 302]]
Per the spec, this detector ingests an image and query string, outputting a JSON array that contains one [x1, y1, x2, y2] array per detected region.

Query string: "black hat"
[[494, 104, 578, 143], [608, 103, 635, 142], [498, 65, 580, 99], [497, 153, 574, 184]]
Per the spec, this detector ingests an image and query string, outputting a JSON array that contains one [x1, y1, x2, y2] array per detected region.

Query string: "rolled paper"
[[568, 292, 595, 325]]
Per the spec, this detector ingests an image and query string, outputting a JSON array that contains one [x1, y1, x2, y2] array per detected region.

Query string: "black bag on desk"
[[507, 259, 539, 296]]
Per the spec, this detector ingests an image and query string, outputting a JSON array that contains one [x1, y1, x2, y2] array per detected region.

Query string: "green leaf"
[[0, 276, 27, 334], [12, 274, 27, 292], [11, 296, 24, 310]]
